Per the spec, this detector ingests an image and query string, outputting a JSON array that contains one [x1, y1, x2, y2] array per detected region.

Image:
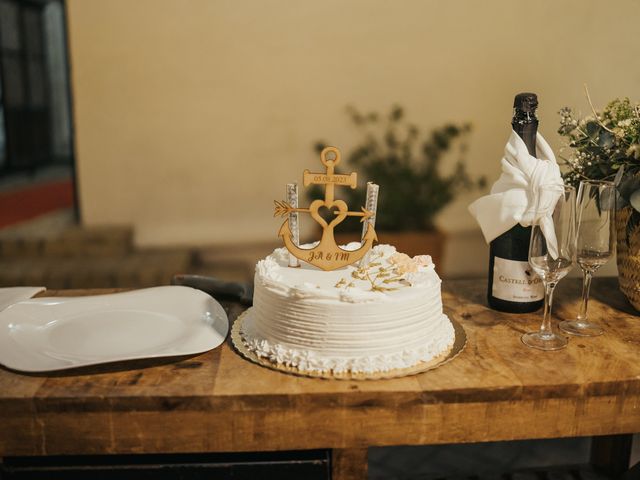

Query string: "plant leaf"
[[586, 121, 600, 138], [630, 189, 640, 212], [616, 189, 629, 209], [614, 164, 626, 185], [598, 131, 615, 149], [618, 176, 640, 202]]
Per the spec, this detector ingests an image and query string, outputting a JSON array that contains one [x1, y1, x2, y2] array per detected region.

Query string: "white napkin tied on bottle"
[[468, 130, 563, 257]]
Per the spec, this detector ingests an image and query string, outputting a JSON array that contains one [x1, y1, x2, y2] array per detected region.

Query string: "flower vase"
[[616, 206, 640, 311]]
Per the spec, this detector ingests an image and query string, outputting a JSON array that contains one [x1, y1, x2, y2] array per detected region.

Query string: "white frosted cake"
[[239, 243, 455, 375]]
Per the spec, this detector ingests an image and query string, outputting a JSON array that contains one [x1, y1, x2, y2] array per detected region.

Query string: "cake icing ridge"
[[241, 243, 455, 374]]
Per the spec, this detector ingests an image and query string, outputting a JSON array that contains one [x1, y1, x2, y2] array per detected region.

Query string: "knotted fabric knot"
[[469, 130, 563, 257]]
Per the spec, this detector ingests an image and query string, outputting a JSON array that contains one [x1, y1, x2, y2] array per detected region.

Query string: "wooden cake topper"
[[274, 146, 377, 271]]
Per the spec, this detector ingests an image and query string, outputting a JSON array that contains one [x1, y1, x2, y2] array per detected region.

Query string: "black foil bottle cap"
[[514, 92, 538, 112]]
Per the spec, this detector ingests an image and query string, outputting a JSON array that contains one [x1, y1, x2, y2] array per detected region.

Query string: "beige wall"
[[67, 0, 640, 254]]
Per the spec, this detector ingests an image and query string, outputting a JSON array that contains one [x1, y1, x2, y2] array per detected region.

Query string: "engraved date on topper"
[[274, 147, 377, 271]]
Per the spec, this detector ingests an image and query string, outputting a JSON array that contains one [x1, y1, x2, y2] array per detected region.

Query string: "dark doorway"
[[0, 0, 76, 224]]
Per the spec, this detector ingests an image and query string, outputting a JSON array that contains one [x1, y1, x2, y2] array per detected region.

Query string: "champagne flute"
[[560, 180, 615, 337], [523, 184, 576, 351]]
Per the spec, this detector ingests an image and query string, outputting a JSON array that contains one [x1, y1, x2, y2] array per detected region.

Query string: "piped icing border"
[[239, 308, 455, 374], [232, 309, 466, 380]]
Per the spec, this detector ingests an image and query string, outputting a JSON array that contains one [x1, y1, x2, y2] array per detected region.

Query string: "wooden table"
[[1, 278, 639, 479]]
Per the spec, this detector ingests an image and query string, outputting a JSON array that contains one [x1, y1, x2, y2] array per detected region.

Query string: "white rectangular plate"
[[0, 286, 228, 372], [0, 287, 45, 312]]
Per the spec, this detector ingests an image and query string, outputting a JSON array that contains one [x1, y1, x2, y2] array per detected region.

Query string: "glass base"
[[559, 320, 604, 337], [521, 331, 568, 351]]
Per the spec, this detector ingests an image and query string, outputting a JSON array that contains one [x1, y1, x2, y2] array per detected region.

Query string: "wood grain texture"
[[0, 278, 639, 456]]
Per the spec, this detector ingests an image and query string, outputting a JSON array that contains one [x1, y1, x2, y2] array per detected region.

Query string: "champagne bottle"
[[487, 93, 545, 312]]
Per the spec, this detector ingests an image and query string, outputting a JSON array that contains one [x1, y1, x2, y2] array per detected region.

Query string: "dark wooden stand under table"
[[0, 278, 639, 479]]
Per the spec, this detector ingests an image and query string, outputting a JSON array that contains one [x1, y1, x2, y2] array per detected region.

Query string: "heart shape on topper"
[[317, 205, 339, 224], [309, 199, 348, 229]]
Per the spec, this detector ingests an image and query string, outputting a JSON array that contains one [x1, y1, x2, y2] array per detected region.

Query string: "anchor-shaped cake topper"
[[274, 146, 378, 271]]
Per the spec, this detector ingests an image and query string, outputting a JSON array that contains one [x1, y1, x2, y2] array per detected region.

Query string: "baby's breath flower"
[[559, 96, 640, 190]]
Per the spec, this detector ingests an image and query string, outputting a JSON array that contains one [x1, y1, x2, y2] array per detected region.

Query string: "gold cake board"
[[231, 308, 467, 380]]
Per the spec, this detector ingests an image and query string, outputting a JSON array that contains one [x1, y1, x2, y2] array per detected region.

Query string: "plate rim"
[[0, 286, 229, 373]]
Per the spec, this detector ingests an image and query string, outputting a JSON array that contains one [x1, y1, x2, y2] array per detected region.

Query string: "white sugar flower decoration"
[[389, 253, 418, 274], [412, 255, 433, 267]]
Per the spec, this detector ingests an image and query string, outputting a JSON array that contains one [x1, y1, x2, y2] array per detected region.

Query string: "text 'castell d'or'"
[[273, 146, 380, 271]]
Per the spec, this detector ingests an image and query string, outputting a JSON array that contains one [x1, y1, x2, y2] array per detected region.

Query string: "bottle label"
[[492, 257, 544, 302]]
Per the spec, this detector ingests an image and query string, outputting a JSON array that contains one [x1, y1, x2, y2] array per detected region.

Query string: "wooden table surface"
[[1, 278, 639, 459]]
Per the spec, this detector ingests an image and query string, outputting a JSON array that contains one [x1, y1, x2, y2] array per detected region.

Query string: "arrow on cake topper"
[[274, 146, 378, 271]]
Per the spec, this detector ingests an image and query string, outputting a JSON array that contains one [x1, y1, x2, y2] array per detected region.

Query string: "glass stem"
[[540, 281, 557, 336], [577, 270, 593, 326]]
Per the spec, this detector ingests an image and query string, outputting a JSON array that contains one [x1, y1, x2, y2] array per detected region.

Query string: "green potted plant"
[[310, 105, 486, 270], [558, 93, 640, 309]]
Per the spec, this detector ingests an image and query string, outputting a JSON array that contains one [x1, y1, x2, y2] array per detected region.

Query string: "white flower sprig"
[[334, 252, 432, 292]]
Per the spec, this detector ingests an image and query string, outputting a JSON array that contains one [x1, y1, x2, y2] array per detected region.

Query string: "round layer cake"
[[239, 243, 455, 374]]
